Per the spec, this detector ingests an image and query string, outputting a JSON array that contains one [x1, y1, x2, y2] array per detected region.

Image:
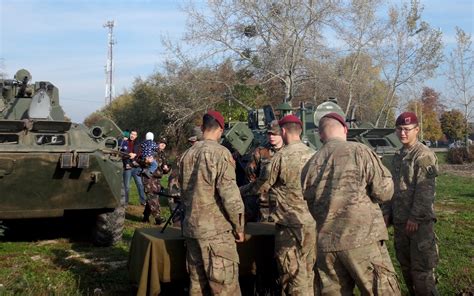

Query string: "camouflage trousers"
[[185, 231, 241, 296], [142, 195, 162, 224], [394, 221, 439, 296], [275, 223, 317, 296], [316, 241, 400, 296]]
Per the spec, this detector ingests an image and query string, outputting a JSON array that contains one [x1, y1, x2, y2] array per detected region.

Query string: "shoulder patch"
[[425, 165, 438, 178]]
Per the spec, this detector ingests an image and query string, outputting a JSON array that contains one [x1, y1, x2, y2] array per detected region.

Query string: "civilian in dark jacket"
[[120, 129, 146, 205]]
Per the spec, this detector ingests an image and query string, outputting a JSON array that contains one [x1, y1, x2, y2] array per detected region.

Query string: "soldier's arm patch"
[[417, 154, 438, 178], [425, 165, 437, 178]]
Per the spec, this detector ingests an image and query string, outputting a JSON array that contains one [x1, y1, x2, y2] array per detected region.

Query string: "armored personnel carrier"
[[0, 69, 124, 246], [223, 97, 402, 171]]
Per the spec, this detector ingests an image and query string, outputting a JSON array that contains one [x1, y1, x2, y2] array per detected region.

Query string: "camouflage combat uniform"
[[179, 139, 245, 296], [383, 141, 439, 296], [166, 169, 182, 226], [302, 139, 400, 295], [240, 143, 281, 222], [266, 141, 316, 295], [142, 151, 169, 224]]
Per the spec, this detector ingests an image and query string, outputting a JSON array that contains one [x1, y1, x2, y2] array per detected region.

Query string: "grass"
[[0, 173, 472, 295], [436, 151, 447, 165], [383, 171, 474, 295]]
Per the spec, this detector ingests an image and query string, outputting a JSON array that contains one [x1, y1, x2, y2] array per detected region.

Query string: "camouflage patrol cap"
[[266, 120, 281, 135], [158, 136, 167, 144], [396, 112, 418, 126], [321, 112, 347, 128]]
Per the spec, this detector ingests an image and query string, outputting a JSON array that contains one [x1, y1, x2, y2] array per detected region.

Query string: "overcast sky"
[[1, 0, 473, 122]]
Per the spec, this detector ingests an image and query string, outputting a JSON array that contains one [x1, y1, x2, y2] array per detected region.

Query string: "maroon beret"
[[321, 112, 347, 128], [396, 112, 418, 126], [206, 110, 225, 129], [278, 114, 302, 127]]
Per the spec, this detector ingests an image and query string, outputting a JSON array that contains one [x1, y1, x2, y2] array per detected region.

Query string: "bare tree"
[[182, 0, 338, 104], [446, 26, 473, 147], [333, 0, 386, 115], [373, 0, 443, 127]]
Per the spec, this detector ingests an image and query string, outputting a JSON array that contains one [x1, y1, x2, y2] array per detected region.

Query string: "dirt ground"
[[440, 163, 474, 178]]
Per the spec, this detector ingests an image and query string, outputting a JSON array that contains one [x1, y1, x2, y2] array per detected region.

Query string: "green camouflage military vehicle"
[[0, 69, 124, 246], [223, 98, 402, 171]]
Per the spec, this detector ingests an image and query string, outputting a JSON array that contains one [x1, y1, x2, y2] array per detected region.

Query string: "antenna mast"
[[103, 20, 115, 105]]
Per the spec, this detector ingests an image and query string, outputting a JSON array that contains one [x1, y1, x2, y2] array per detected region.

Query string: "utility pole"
[[103, 20, 115, 105]]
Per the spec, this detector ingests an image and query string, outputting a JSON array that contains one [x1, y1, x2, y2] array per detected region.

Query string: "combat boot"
[[142, 204, 151, 223], [155, 216, 164, 225]]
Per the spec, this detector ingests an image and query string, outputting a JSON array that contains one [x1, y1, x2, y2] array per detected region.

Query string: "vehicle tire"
[[92, 206, 125, 247]]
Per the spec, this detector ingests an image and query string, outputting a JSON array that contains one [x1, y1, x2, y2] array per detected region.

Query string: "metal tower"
[[103, 20, 115, 105]]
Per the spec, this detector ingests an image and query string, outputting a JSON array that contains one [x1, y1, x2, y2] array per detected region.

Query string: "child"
[[140, 132, 158, 173]]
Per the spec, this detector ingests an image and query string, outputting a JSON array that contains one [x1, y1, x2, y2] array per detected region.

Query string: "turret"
[[0, 69, 65, 121]]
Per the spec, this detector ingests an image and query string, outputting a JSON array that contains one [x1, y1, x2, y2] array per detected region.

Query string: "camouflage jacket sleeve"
[[363, 148, 394, 204], [154, 152, 169, 175], [216, 150, 245, 234], [381, 154, 399, 218], [266, 152, 282, 214], [240, 159, 272, 196], [240, 173, 272, 196], [410, 153, 438, 222], [244, 147, 265, 182]]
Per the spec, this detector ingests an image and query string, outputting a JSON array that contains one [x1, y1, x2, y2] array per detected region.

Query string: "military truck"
[[0, 69, 125, 246], [223, 97, 402, 172]]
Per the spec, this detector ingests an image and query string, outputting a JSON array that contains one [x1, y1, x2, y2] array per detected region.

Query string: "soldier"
[[179, 110, 245, 295], [302, 112, 400, 295], [383, 112, 439, 296], [157, 136, 170, 173], [166, 135, 199, 227], [141, 152, 166, 225], [240, 120, 284, 222], [265, 114, 316, 295], [141, 133, 170, 224]]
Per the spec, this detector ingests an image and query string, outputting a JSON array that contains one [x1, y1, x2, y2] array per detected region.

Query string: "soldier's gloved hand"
[[234, 232, 245, 243]]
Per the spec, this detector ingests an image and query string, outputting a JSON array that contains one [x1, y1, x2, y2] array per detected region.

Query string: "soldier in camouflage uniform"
[[142, 135, 170, 225], [179, 110, 245, 296], [302, 112, 400, 295], [265, 114, 316, 295], [382, 112, 439, 296], [166, 135, 199, 227], [240, 120, 283, 222]]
